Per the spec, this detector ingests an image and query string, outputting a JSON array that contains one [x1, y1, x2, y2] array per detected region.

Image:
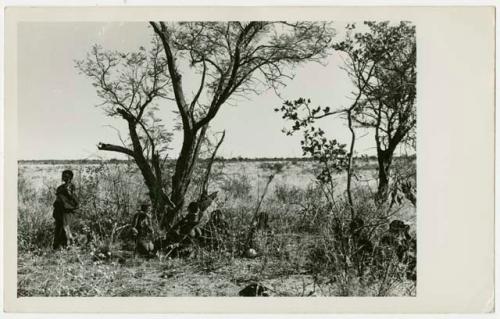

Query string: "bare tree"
[[78, 22, 335, 232], [334, 21, 416, 201]]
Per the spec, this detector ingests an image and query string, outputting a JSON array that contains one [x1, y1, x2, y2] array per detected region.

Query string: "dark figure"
[[131, 202, 155, 257], [380, 220, 412, 262], [332, 217, 347, 248], [180, 192, 218, 239], [196, 191, 218, 213], [348, 217, 374, 276], [208, 209, 228, 231], [401, 181, 417, 206], [238, 283, 270, 297], [390, 180, 416, 208], [180, 201, 205, 239], [376, 219, 416, 281], [52, 170, 78, 249], [349, 217, 374, 255], [349, 217, 364, 236]]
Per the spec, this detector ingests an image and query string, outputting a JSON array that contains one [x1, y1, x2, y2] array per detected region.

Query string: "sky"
[[18, 22, 383, 160]]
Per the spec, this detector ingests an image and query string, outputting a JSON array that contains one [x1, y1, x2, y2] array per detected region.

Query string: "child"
[[52, 169, 79, 249]]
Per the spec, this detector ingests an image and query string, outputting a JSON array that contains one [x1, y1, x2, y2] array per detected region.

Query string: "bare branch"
[[190, 58, 207, 114], [97, 143, 134, 157], [201, 130, 226, 193], [150, 21, 192, 130]]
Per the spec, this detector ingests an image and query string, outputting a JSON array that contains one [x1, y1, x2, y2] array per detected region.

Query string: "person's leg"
[[60, 225, 68, 248], [62, 212, 74, 247], [135, 237, 154, 257], [53, 221, 60, 249], [53, 211, 63, 249]]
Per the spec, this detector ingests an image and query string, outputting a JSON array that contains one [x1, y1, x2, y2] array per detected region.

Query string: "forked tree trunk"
[[164, 126, 208, 229], [375, 124, 408, 203]]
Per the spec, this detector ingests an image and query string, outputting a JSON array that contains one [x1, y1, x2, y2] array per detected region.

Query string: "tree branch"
[[97, 143, 134, 157], [190, 58, 207, 114], [150, 21, 192, 130], [201, 130, 225, 194]]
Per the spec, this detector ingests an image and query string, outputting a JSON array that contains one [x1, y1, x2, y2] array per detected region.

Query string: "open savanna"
[[17, 158, 416, 297]]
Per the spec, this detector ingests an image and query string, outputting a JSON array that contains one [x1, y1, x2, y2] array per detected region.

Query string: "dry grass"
[[17, 160, 416, 297]]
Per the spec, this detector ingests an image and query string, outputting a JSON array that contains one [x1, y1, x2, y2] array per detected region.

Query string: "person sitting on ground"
[[52, 169, 79, 250], [380, 219, 412, 261], [131, 201, 155, 257]]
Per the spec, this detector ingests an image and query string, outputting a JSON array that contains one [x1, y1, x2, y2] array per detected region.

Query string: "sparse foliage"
[[275, 97, 352, 214], [19, 20, 416, 297], [334, 21, 416, 200], [78, 21, 336, 233], [276, 98, 349, 186], [75, 38, 176, 223], [149, 21, 336, 228]]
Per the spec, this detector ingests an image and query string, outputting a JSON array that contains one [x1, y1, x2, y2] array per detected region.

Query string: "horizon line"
[[18, 154, 416, 163]]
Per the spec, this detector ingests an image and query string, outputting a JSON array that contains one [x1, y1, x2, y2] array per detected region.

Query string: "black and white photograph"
[[15, 19, 418, 298]]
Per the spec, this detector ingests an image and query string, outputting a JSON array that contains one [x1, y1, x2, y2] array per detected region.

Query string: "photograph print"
[[17, 20, 417, 297]]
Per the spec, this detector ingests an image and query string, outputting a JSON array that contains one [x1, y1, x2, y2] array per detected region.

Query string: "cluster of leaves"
[[275, 98, 348, 184]]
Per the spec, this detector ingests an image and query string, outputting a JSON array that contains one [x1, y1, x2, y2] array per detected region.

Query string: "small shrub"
[[17, 173, 55, 251]]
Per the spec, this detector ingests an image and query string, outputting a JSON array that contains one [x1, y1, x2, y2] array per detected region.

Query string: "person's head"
[[187, 202, 199, 215], [62, 170, 74, 183], [139, 201, 151, 213]]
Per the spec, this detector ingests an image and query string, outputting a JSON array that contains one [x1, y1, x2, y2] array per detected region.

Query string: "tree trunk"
[[376, 148, 394, 202], [164, 126, 208, 228], [346, 109, 356, 218], [375, 123, 412, 202]]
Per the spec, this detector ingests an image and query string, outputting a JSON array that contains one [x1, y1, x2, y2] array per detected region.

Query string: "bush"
[[18, 171, 56, 251], [303, 188, 416, 296], [18, 162, 147, 251], [274, 184, 332, 234]]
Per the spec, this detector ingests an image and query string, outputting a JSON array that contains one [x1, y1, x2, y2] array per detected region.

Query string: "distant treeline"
[[19, 154, 415, 165]]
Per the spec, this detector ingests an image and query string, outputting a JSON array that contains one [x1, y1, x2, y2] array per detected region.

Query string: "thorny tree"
[[77, 21, 335, 232], [335, 21, 416, 201]]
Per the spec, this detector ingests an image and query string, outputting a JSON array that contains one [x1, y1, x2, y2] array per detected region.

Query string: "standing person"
[[52, 169, 79, 249]]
